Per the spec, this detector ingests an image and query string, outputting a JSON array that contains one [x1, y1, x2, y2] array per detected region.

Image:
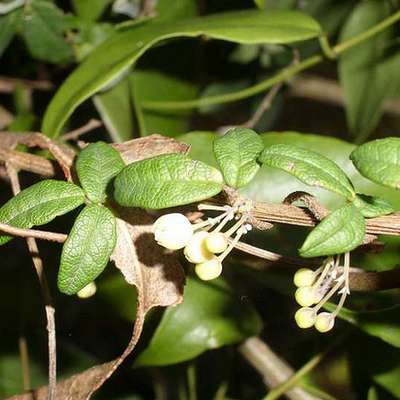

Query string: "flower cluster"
[[294, 253, 351, 333], [153, 202, 252, 280]]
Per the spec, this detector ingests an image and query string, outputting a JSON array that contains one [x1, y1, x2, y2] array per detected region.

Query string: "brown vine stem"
[[0, 223, 67, 243], [6, 165, 57, 400]]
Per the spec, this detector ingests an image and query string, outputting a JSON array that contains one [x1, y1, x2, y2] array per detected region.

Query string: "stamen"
[[224, 215, 247, 237], [192, 210, 230, 231], [218, 225, 246, 262], [214, 210, 235, 233], [198, 203, 230, 212], [313, 276, 345, 313]]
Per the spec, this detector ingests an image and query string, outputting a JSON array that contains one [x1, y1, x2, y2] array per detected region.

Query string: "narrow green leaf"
[[130, 70, 197, 137], [22, 1, 73, 63], [0, 9, 21, 57], [259, 143, 355, 199], [338, 0, 400, 142], [325, 303, 400, 348], [93, 77, 134, 142], [114, 153, 224, 209], [213, 127, 263, 188], [300, 204, 365, 257], [353, 194, 394, 218], [135, 276, 262, 366], [0, 180, 85, 246], [76, 141, 125, 203], [58, 204, 116, 295], [42, 9, 321, 137], [351, 138, 400, 190]]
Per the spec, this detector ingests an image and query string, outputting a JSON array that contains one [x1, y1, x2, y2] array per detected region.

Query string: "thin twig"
[[0, 223, 67, 243], [6, 165, 57, 400], [62, 119, 102, 141], [242, 82, 284, 129], [0, 76, 53, 93]]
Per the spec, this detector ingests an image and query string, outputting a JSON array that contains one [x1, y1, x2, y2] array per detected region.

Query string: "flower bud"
[[153, 213, 193, 250], [295, 286, 317, 307], [184, 231, 214, 263], [195, 257, 223, 281], [77, 282, 97, 299], [294, 307, 316, 329], [315, 312, 335, 333], [293, 268, 315, 287], [205, 232, 228, 254]]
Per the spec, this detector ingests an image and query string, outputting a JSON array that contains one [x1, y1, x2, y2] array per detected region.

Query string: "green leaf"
[[22, 0, 73, 63], [68, 19, 114, 61], [253, 0, 265, 9], [42, 9, 321, 137], [0, 9, 21, 57], [259, 143, 355, 200], [338, 0, 400, 142], [300, 204, 365, 257], [353, 194, 394, 218], [131, 70, 197, 137], [76, 141, 125, 203], [326, 303, 400, 348], [0, 180, 85, 246], [155, 0, 198, 21], [71, 0, 112, 21], [93, 76, 135, 142], [178, 131, 219, 168], [135, 276, 262, 366], [213, 127, 263, 188], [114, 153, 223, 209], [180, 131, 400, 210], [351, 138, 400, 190], [58, 204, 116, 295]]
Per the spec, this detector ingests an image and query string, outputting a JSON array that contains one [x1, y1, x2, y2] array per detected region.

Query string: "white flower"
[[184, 231, 213, 264], [315, 312, 335, 333], [195, 257, 223, 281], [294, 307, 316, 329], [153, 213, 193, 250], [293, 268, 315, 287], [205, 232, 228, 254], [77, 282, 97, 299]]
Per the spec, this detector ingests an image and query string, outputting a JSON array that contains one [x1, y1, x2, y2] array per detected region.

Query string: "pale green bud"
[[294, 307, 316, 329]]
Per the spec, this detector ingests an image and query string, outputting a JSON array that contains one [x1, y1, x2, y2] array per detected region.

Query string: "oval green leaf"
[[338, 0, 400, 142], [135, 276, 262, 366], [58, 204, 116, 295], [259, 143, 356, 199], [0, 180, 85, 246], [300, 203, 365, 258], [76, 141, 125, 203], [350, 138, 400, 190], [113, 153, 224, 209], [213, 127, 263, 188], [353, 193, 394, 218], [22, 0, 73, 64], [42, 9, 321, 137]]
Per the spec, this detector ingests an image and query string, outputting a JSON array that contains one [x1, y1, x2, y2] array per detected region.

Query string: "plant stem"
[[142, 10, 400, 111], [261, 332, 347, 400]]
